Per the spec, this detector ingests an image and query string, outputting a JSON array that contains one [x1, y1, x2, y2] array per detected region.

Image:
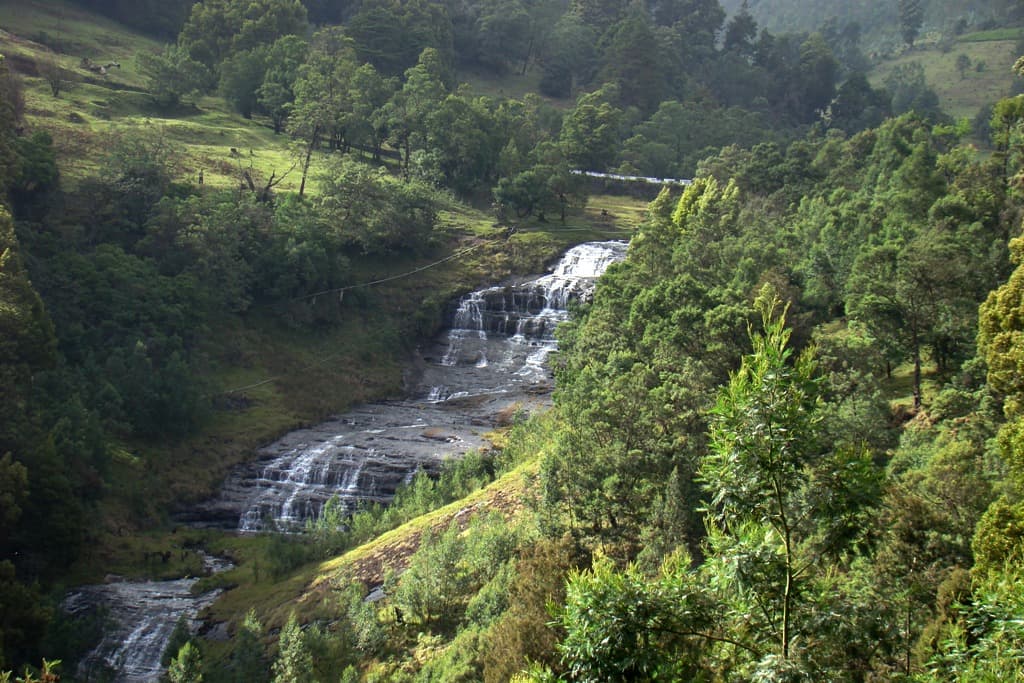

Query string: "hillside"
[[3, 0, 1024, 680], [870, 35, 1021, 120], [721, 0, 1021, 46]]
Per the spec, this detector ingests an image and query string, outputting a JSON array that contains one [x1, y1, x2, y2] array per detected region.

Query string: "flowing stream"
[[66, 240, 626, 681], [191, 240, 629, 531], [63, 554, 232, 683]]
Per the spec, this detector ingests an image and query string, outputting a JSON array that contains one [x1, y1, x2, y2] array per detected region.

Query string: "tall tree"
[[598, 9, 668, 114], [257, 35, 309, 133], [846, 229, 970, 409], [384, 48, 447, 177], [288, 28, 359, 195], [898, 0, 924, 48], [559, 83, 624, 171], [272, 614, 315, 683], [723, 0, 757, 57], [136, 44, 212, 109], [179, 0, 307, 71]]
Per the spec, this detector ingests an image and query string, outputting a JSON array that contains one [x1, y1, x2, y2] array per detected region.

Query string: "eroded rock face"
[[64, 554, 232, 683], [187, 241, 628, 532], [188, 401, 497, 531]]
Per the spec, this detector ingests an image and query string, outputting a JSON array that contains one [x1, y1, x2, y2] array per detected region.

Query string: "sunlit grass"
[[3, 0, 654, 625], [869, 38, 1021, 122]]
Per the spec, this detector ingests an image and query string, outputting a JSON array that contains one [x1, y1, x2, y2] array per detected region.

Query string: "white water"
[[198, 241, 628, 533], [65, 553, 232, 683]]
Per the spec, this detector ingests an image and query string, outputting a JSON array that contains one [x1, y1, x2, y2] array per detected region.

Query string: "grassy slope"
[[869, 35, 1021, 121], [0, 2, 655, 594]]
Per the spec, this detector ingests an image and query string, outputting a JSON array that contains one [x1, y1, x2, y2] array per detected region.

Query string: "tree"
[[702, 288, 825, 662], [796, 32, 839, 122], [314, 157, 437, 254], [597, 10, 667, 114], [256, 35, 308, 133], [346, 63, 395, 160], [553, 290, 882, 679], [989, 94, 1024, 181], [288, 28, 359, 195], [846, 230, 971, 410], [955, 53, 971, 79], [426, 92, 502, 194], [723, 0, 757, 57], [167, 641, 203, 683], [537, 15, 597, 98], [493, 162, 585, 221], [0, 55, 25, 191], [37, 54, 66, 98], [569, 0, 626, 34], [393, 523, 471, 626], [272, 614, 315, 683], [884, 62, 942, 118], [179, 0, 307, 71], [231, 609, 266, 683], [136, 44, 212, 109], [475, 0, 533, 74], [347, 0, 453, 78], [384, 48, 447, 176], [559, 83, 623, 171], [558, 554, 713, 681], [828, 73, 891, 133], [898, 0, 924, 48], [219, 47, 269, 118]]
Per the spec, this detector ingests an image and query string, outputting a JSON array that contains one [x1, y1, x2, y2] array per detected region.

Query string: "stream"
[[62, 554, 233, 683], [188, 239, 629, 532], [65, 240, 627, 681]]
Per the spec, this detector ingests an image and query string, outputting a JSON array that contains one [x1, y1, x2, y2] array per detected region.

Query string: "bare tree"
[[38, 53, 66, 97]]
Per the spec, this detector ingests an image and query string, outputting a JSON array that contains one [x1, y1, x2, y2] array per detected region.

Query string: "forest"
[[2, 0, 1024, 679]]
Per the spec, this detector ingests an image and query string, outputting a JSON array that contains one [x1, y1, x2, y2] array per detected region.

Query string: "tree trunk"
[[299, 126, 320, 199], [913, 334, 922, 410], [521, 38, 534, 75]]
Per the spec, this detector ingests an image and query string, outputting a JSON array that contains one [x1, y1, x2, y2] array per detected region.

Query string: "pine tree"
[[271, 614, 315, 683], [168, 642, 203, 683], [898, 0, 924, 48]]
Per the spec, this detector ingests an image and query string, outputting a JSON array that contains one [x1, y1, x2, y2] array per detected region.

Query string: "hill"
[[721, 0, 1021, 46], [3, 0, 1024, 680]]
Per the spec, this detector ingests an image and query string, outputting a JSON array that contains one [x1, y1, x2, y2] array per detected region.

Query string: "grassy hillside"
[[0, 0, 652, 576], [0, 0, 312, 191], [869, 36, 1022, 121]]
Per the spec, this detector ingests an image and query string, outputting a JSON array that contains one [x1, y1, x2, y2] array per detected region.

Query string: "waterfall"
[[190, 241, 627, 534], [427, 240, 629, 400], [65, 553, 232, 683]]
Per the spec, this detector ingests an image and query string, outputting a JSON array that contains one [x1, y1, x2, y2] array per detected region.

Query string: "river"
[[66, 239, 627, 681]]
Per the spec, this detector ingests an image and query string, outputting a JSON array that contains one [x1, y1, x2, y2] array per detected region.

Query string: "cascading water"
[[67, 240, 627, 683], [187, 241, 628, 532], [64, 554, 232, 683]]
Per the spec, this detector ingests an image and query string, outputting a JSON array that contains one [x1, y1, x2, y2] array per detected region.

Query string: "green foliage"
[[219, 47, 270, 119], [393, 514, 517, 631], [168, 641, 203, 683], [559, 84, 623, 171], [482, 536, 578, 682], [0, 562, 50, 672], [558, 554, 710, 682], [137, 44, 213, 109], [898, 0, 924, 47], [178, 0, 308, 71], [257, 35, 309, 134], [272, 613, 316, 683], [885, 62, 943, 119], [314, 157, 438, 254], [231, 609, 267, 683], [347, 0, 453, 79], [926, 559, 1024, 680]]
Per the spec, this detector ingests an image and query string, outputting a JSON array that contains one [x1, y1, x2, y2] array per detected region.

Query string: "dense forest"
[[3, 0, 1024, 679]]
